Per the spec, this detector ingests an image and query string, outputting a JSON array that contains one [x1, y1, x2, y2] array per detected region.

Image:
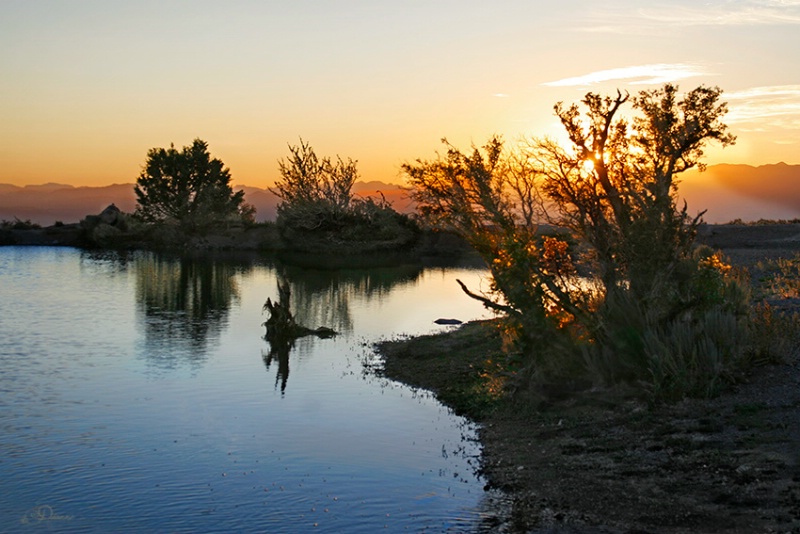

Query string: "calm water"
[[0, 247, 501, 533]]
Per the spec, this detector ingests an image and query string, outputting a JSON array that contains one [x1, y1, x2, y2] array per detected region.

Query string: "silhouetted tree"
[[270, 139, 358, 231], [134, 139, 246, 228], [532, 85, 736, 306], [404, 84, 754, 399], [271, 139, 417, 250]]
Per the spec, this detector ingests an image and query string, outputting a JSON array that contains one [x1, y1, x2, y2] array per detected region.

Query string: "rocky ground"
[[477, 354, 800, 533], [378, 223, 800, 533]]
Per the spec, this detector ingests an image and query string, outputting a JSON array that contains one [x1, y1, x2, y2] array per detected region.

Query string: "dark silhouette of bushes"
[[272, 140, 418, 253], [134, 139, 248, 230], [404, 84, 784, 402]]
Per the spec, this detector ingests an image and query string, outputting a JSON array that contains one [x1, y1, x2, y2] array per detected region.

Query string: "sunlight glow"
[[1, 1, 799, 189]]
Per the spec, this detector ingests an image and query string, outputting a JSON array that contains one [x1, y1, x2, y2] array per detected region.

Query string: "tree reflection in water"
[[262, 279, 299, 395], [262, 342, 291, 394], [135, 253, 244, 370], [261, 262, 423, 393], [281, 263, 423, 334]]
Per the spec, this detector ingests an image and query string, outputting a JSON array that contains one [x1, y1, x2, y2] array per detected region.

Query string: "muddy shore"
[[378, 223, 800, 533]]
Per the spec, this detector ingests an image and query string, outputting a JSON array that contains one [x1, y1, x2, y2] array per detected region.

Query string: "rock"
[[434, 318, 463, 325], [99, 204, 121, 225], [311, 326, 337, 338]]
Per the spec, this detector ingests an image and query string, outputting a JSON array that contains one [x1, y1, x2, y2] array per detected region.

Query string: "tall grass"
[[514, 249, 799, 403]]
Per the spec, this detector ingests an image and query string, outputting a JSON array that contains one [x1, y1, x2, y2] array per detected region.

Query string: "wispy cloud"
[[543, 64, 709, 87], [492, 93, 510, 98], [725, 85, 800, 129], [638, 2, 800, 26], [579, 0, 800, 33]]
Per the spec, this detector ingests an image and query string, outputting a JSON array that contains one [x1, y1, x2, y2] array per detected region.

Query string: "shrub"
[[1, 218, 41, 230], [272, 140, 417, 250], [404, 84, 768, 402]]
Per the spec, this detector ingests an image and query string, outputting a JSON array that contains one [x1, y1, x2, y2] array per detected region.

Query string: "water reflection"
[[79, 249, 136, 277], [262, 346, 291, 393], [262, 278, 302, 395], [259, 264, 424, 393], [135, 253, 246, 369], [281, 263, 423, 334], [1, 248, 498, 532]]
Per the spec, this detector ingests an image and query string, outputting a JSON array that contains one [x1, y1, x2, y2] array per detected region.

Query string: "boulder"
[[99, 204, 121, 225]]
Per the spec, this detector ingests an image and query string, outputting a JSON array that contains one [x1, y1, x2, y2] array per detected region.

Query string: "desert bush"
[[271, 139, 356, 231], [405, 84, 763, 401], [583, 259, 753, 401], [760, 254, 800, 299], [1, 218, 41, 230], [273, 140, 417, 250], [748, 302, 800, 365]]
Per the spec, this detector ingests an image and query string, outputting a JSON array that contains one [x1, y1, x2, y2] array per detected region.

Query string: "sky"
[[1, 0, 799, 188]]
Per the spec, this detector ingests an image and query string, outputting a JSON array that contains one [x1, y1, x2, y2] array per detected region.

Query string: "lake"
[[0, 246, 505, 533]]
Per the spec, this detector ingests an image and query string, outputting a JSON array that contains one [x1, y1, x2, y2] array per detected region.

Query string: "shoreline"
[[377, 225, 800, 533], [378, 320, 800, 533]]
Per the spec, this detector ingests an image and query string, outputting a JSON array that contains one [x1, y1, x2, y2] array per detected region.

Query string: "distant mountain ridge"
[[0, 183, 138, 226], [1, 163, 797, 226], [678, 162, 800, 222], [0, 181, 414, 226], [686, 162, 800, 211]]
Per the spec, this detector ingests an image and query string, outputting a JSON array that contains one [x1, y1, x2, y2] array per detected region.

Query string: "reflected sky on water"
[[0, 247, 505, 533]]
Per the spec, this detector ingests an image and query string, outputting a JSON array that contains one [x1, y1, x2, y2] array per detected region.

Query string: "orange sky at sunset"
[[2, 1, 799, 190]]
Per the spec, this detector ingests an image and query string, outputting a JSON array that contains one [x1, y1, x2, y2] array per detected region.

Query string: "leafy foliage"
[[404, 84, 771, 401], [272, 140, 417, 250], [534, 85, 735, 304], [134, 139, 246, 228], [271, 139, 357, 229], [1, 218, 41, 230]]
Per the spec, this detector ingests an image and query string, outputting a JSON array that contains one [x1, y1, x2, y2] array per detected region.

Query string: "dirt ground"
[[378, 223, 800, 534]]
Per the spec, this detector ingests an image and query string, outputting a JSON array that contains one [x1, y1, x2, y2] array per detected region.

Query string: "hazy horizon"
[[2, 162, 798, 226], [2, 2, 800, 190]]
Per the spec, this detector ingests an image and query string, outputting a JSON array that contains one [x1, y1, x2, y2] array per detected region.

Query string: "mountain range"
[[678, 162, 800, 222], [0, 181, 415, 227], [1, 164, 797, 226]]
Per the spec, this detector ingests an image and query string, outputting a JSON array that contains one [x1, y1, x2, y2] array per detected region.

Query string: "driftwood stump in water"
[[262, 280, 336, 341], [262, 280, 336, 394]]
